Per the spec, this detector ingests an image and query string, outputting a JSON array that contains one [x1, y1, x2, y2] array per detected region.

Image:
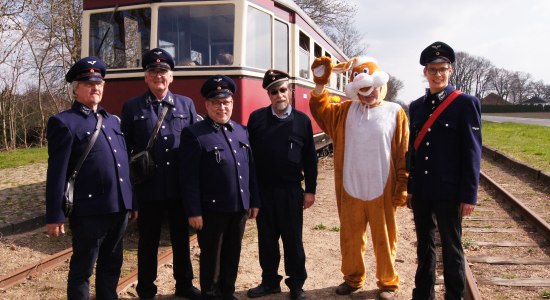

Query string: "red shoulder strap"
[[413, 90, 463, 151]]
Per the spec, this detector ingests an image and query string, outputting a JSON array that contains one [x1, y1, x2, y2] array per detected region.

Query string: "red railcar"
[[82, 0, 348, 145]]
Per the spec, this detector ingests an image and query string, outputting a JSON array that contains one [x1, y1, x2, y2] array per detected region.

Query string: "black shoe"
[[247, 284, 282, 298], [290, 289, 306, 300], [335, 282, 359, 295], [175, 286, 202, 300]]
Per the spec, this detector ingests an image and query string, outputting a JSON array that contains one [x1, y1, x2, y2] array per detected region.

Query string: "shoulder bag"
[[129, 104, 169, 184]]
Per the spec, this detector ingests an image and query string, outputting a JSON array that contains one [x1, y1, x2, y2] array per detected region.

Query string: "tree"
[[488, 68, 512, 102], [508, 71, 532, 104], [385, 75, 403, 101], [293, 0, 365, 58], [293, 0, 354, 29], [451, 52, 495, 100], [325, 18, 366, 58]]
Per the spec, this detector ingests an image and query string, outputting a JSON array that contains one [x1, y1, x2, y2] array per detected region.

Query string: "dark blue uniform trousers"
[[412, 198, 465, 300], [68, 212, 128, 300], [136, 201, 194, 297], [257, 184, 307, 290], [198, 210, 248, 300]]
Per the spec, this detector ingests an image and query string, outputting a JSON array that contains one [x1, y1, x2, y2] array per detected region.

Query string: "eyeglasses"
[[81, 81, 105, 88], [210, 100, 233, 108], [427, 67, 450, 75], [269, 87, 288, 95], [146, 69, 169, 77]]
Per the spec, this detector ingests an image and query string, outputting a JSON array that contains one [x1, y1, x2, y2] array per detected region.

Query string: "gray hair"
[[70, 81, 80, 99]]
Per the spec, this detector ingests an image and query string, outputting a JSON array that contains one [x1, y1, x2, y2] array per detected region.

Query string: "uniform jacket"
[[180, 117, 260, 217], [247, 106, 318, 193], [46, 101, 134, 224], [121, 90, 197, 203], [408, 85, 482, 205]]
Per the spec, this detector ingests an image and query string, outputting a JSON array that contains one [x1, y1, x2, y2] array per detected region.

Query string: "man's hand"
[[303, 193, 315, 209], [248, 208, 259, 219], [189, 216, 203, 230], [460, 203, 475, 217], [46, 223, 65, 238]]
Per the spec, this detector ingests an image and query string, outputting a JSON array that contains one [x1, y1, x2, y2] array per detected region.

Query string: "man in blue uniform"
[[45, 57, 136, 299], [246, 70, 317, 300], [407, 41, 482, 300], [120, 48, 200, 299], [180, 75, 260, 300]]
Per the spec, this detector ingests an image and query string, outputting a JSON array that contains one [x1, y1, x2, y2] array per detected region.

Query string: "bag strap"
[[69, 113, 103, 181], [145, 104, 169, 151], [413, 90, 462, 151]]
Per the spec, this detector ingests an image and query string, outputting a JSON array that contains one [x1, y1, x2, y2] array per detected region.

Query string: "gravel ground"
[[0, 163, 47, 228]]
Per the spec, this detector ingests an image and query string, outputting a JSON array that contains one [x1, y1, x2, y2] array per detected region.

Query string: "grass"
[[482, 121, 550, 173], [0, 147, 48, 169]]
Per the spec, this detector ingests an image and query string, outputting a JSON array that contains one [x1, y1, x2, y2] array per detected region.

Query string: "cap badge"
[[213, 78, 222, 82], [272, 76, 275, 80], [154, 51, 162, 55], [87, 60, 97, 65], [432, 45, 441, 50], [216, 86, 221, 90], [436, 51, 440, 55], [156, 58, 160, 63]]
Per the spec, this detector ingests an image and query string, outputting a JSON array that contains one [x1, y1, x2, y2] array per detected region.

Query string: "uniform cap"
[[200, 75, 236, 99], [262, 69, 289, 90], [65, 56, 107, 83], [420, 41, 455, 66], [142, 48, 175, 70]]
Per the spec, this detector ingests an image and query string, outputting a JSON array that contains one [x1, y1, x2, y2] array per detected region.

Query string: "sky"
[[354, 0, 550, 102]]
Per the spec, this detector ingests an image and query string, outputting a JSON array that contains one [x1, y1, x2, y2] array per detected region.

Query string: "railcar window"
[[298, 32, 310, 79], [246, 6, 271, 70], [274, 20, 289, 72], [314, 44, 321, 58], [89, 9, 151, 68], [158, 4, 234, 67]]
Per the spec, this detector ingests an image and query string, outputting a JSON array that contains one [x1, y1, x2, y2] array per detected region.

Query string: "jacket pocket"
[[205, 143, 225, 165], [288, 135, 304, 164], [171, 112, 190, 132]]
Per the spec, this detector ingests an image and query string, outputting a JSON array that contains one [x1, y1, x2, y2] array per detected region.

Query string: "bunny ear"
[[332, 57, 357, 74]]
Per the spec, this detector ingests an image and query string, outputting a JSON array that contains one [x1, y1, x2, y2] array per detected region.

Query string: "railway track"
[[462, 152, 550, 299]]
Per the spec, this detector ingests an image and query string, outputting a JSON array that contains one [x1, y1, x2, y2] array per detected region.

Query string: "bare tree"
[[528, 80, 550, 101], [326, 18, 367, 58], [293, 0, 365, 57], [293, 0, 354, 29], [0, 42, 28, 150], [0, 1, 27, 65], [487, 68, 512, 102], [5, 0, 82, 145], [385, 75, 404, 101], [508, 71, 532, 104]]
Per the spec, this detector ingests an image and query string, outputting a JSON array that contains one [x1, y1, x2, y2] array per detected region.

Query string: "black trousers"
[[411, 197, 465, 300], [198, 210, 248, 300], [68, 212, 128, 300], [256, 184, 306, 290], [136, 201, 194, 298]]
